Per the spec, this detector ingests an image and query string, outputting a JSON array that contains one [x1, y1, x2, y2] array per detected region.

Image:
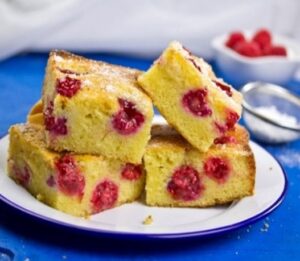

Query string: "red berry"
[[234, 41, 261, 57], [269, 45, 287, 56], [261, 44, 272, 56], [112, 98, 145, 135], [121, 163, 142, 180], [55, 155, 85, 198], [226, 32, 246, 49], [204, 157, 230, 184], [56, 76, 81, 98], [226, 111, 239, 129], [91, 180, 118, 213], [252, 29, 272, 49], [182, 89, 212, 117], [13, 165, 31, 187], [215, 111, 239, 134], [214, 135, 236, 145], [213, 80, 233, 97], [167, 165, 204, 201], [44, 102, 68, 135]]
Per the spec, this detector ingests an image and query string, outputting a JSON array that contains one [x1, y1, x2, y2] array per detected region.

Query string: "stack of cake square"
[[8, 51, 154, 217], [138, 42, 255, 207], [7, 42, 255, 217]]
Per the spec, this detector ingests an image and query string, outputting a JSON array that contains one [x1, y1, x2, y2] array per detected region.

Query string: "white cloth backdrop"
[[0, 0, 300, 60]]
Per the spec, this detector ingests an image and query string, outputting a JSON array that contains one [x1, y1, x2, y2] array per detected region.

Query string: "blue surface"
[[0, 53, 300, 261]]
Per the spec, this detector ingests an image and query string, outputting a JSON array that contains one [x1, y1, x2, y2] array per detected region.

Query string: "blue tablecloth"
[[0, 53, 299, 261]]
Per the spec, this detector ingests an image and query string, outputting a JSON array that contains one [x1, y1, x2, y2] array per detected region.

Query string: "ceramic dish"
[[212, 32, 300, 86]]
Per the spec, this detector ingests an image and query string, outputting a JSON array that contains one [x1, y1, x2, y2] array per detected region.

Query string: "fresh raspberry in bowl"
[[225, 29, 287, 58], [212, 29, 299, 85]]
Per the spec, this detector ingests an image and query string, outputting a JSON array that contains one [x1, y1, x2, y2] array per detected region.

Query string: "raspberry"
[[167, 165, 204, 201], [252, 29, 272, 49], [46, 175, 56, 187], [225, 32, 246, 49], [234, 41, 261, 57], [215, 111, 239, 134], [261, 44, 272, 56], [269, 45, 287, 56], [213, 80, 233, 97], [112, 98, 145, 135], [13, 165, 31, 187], [204, 157, 230, 184], [56, 76, 81, 98], [214, 135, 236, 145], [121, 163, 142, 180], [182, 89, 212, 117], [226, 111, 239, 129], [55, 155, 85, 198], [44, 102, 67, 135], [91, 180, 118, 213]]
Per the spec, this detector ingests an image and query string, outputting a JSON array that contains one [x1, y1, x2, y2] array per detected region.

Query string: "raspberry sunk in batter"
[[204, 156, 231, 184], [56, 76, 81, 98], [121, 163, 142, 181], [112, 98, 145, 135], [167, 165, 204, 201], [215, 110, 239, 134], [44, 102, 67, 135], [182, 89, 212, 117], [91, 180, 119, 213], [55, 155, 85, 198]]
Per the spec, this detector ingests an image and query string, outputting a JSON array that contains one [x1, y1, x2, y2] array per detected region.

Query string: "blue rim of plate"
[[0, 134, 288, 239]]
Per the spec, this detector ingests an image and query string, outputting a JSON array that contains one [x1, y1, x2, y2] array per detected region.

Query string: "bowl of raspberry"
[[212, 29, 300, 87]]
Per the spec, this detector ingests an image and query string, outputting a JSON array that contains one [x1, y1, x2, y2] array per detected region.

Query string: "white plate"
[[0, 127, 287, 239]]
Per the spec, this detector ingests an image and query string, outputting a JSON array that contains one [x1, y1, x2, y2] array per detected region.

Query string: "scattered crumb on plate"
[[143, 215, 153, 225]]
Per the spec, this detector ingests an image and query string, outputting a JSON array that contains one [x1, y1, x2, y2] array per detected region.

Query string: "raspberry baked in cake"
[[42, 51, 153, 163], [143, 124, 255, 207], [138, 41, 242, 152], [7, 124, 145, 217]]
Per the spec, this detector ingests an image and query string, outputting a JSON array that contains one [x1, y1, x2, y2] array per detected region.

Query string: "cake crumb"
[[269, 167, 273, 170], [36, 194, 44, 201], [143, 215, 153, 225]]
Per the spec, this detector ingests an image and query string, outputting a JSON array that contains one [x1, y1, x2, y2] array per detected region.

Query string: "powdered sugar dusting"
[[244, 106, 300, 143], [53, 55, 64, 62], [105, 84, 117, 93], [256, 106, 298, 126], [83, 79, 92, 86]]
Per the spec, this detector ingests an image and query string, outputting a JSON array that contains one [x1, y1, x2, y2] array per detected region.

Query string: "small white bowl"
[[212, 32, 300, 87]]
